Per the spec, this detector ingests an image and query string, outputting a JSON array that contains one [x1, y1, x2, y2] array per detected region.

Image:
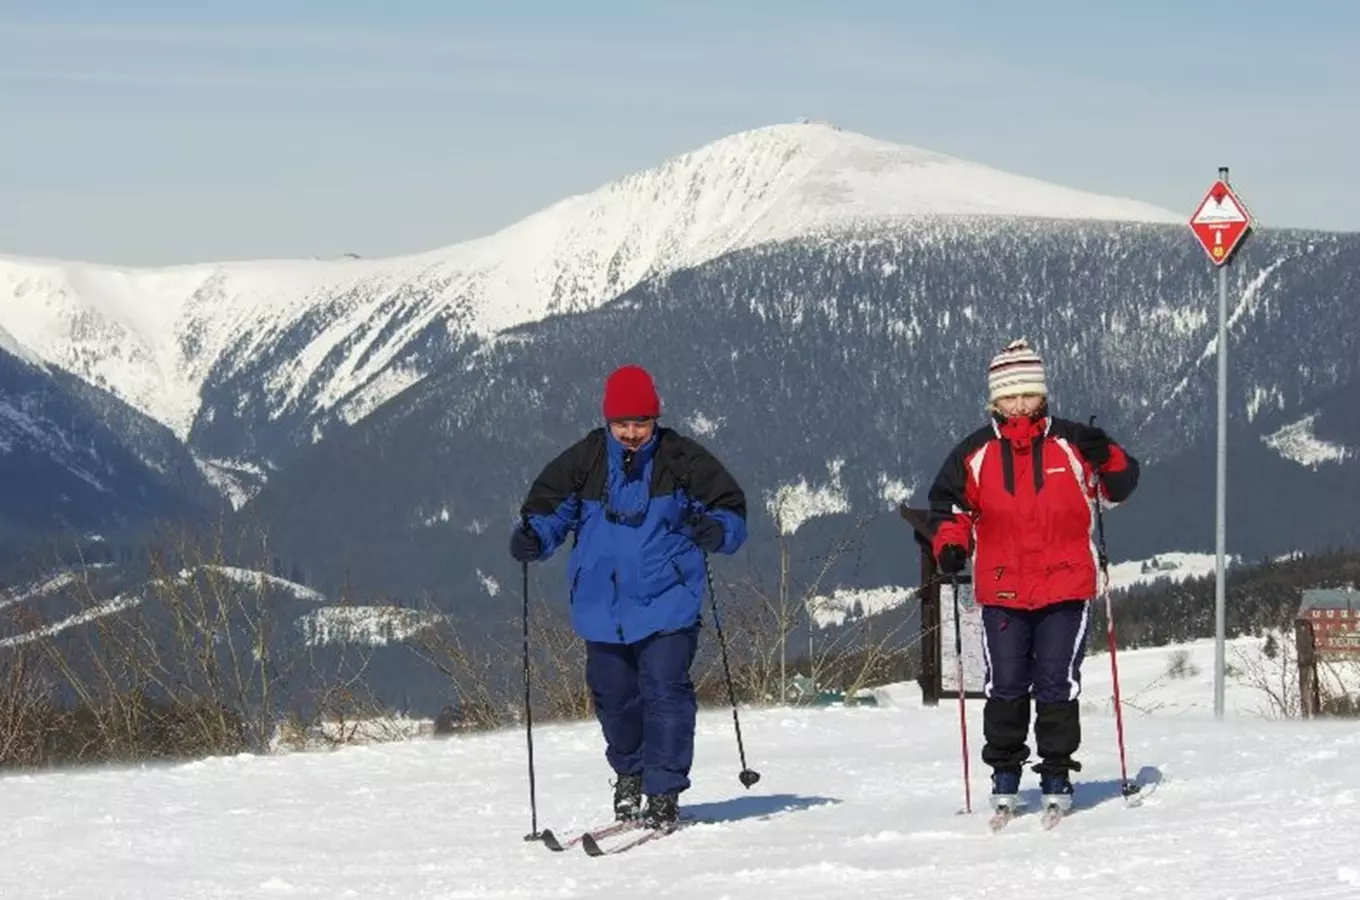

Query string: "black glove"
[[1076, 426, 1112, 468], [509, 523, 542, 563], [937, 544, 968, 575], [690, 515, 725, 553]]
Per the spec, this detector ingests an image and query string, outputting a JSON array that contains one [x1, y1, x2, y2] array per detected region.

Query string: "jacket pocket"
[[570, 558, 616, 613], [568, 566, 582, 606], [634, 555, 685, 605]]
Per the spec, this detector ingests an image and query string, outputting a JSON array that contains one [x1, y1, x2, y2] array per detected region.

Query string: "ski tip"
[[536, 829, 567, 852], [581, 833, 606, 857]]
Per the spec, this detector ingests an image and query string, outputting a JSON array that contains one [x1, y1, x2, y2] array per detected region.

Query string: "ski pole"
[[519, 559, 546, 840], [1089, 416, 1139, 802], [703, 555, 761, 789], [951, 574, 972, 814]]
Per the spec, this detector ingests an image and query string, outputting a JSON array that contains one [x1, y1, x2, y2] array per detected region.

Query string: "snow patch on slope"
[[766, 459, 850, 535], [875, 473, 914, 507], [810, 552, 1247, 629], [1105, 552, 1241, 594], [1263, 413, 1354, 469], [684, 411, 724, 438], [0, 395, 48, 455], [177, 565, 327, 603], [194, 457, 269, 511], [476, 570, 501, 597], [0, 594, 143, 647], [297, 606, 439, 647], [808, 585, 917, 627], [1149, 257, 1289, 427]]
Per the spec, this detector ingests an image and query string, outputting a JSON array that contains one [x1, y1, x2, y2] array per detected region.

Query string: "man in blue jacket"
[[509, 364, 748, 828]]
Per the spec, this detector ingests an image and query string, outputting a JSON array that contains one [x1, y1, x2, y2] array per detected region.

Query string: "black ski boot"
[[641, 792, 679, 829], [612, 773, 643, 821]]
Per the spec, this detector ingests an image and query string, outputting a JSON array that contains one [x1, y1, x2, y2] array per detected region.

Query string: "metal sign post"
[[1188, 170, 1254, 719]]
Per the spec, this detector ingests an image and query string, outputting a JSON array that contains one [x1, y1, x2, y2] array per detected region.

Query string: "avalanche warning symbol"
[[1189, 180, 1254, 265]]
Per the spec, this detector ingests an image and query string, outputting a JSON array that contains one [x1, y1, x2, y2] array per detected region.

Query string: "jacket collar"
[[605, 426, 659, 475], [991, 412, 1050, 451]]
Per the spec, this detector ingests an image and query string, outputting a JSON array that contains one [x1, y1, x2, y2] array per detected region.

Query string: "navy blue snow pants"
[[981, 599, 1091, 776], [585, 625, 699, 797]]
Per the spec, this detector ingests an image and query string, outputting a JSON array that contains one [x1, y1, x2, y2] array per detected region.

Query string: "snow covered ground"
[[4, 635, 1359, 898]]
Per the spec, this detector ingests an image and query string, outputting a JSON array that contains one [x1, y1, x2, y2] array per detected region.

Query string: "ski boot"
[[612, 773, 643, 821], [987, 768, 1022, 831], [1039, 772, 1074, 812], [989, 768, 1022, 812], [641, 792, 680, 830]]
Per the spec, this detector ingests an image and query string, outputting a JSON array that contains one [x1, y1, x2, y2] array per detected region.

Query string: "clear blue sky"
[[2, 0, 1355, 266]]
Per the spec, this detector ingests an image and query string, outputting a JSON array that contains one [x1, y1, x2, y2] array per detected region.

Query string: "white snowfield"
[[6, 636, 1357, 898]]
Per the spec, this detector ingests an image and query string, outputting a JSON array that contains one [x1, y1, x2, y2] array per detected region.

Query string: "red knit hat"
[[602, 365, 661, 420]]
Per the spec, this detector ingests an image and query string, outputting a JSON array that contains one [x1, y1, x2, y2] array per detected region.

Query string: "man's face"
[[609, 417, 656, 451]]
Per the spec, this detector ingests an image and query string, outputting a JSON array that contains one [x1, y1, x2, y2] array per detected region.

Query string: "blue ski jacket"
[[516, 426, 747, 644]]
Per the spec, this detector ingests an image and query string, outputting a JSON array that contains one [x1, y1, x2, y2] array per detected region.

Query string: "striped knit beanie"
[[987, 338, 1047, 403]]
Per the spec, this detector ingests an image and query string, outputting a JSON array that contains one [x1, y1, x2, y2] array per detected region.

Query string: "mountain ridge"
[[233, 221, 1360, 621], [0, 121, 1185, 479]]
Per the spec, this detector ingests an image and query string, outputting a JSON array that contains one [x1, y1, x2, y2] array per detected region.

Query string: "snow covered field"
[[4, 636, 1359, 898]]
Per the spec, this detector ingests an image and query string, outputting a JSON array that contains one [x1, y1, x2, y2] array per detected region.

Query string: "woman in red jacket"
[[927, 338, 1139, 813]]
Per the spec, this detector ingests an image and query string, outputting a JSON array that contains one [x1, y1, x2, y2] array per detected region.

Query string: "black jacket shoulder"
[[519, 429, 605, 518], [655, 428, 747, 517], [926, 423, 995, 532], [1047, 416, 1096, 443]]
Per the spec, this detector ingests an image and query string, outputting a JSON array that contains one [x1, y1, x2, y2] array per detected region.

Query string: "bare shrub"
[[1164, 648, 1199, 680], [407, 574, 591, 731], [1, 502, 937, 774], [0, 514, 395, 769], [708, 497, 909, 705], [1232, 633, 1301, 719]]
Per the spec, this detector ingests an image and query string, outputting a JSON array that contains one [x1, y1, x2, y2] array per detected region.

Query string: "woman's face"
[[994, 393, 1045, 418]]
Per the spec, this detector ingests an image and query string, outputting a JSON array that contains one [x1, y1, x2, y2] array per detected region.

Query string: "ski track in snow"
[[3, 638, 1360, 898]]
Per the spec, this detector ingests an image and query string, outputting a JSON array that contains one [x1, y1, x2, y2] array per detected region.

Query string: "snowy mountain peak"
[[460, 122, 1183, 302], [0, 121, 1182, 480], [558, 120, 1185, 232]]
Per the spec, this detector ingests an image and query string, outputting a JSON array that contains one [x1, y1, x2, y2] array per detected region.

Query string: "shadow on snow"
[[684, 792, 843, 824]]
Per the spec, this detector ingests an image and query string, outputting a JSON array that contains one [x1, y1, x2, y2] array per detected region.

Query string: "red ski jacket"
[[927, 414, 1139, 610]]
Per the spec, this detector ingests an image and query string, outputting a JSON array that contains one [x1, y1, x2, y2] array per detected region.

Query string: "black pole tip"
[[739, 769, 761, 789], [523, 831, 542, 842]]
